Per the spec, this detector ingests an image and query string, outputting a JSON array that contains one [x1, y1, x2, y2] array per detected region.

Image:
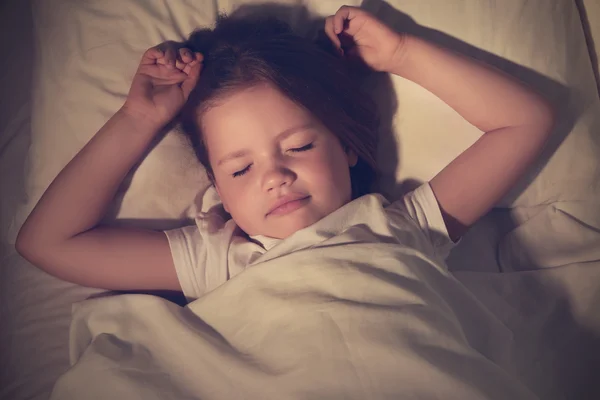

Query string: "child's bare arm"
[[16, 110, 181, 290], [16, 44, 203, 291], [326, 6, 555, 241], [391, 36, 555, 241]]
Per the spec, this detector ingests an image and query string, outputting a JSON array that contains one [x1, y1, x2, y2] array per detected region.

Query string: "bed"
[[1, 0, 599, 398]]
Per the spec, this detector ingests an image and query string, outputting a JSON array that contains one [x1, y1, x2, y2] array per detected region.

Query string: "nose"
[[261, 163, 296, 193]]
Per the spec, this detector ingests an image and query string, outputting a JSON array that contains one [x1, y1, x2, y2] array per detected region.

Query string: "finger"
[[333, 6, 351, 34], [138, 63, 187, 82], [177, 49, 201, 73], [175, 59, 187, 71], [179, 48, 193, 63], [324, 16, 342, 50], [182, 60, 195, 75], [333, 5, 363, 35], [184, 53, 204, 72], [186, 52, 204, 68], [163, 46, 177, 70], [141, 47, 164, 66], [181, 61, 203, 100], [139, 71, 188, 85]]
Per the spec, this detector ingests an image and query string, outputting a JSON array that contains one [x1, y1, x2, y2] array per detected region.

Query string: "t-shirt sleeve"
[[163, 225, 209, 302], [400, 182, 461, 261]]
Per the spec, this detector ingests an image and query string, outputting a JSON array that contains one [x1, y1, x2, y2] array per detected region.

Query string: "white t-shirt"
[[164, 182, 459, 302]]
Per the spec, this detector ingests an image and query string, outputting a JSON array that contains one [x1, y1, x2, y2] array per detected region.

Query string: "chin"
[[275, 217, 320, 239]]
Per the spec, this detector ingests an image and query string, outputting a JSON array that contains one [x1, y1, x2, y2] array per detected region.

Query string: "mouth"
[[266, 195, 311, 217]]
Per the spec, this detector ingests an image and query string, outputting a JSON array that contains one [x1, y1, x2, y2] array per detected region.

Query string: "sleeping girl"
[[16, 5, 555, 305]]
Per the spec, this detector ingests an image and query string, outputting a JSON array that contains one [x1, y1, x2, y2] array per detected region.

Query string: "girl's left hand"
[[324, 5, 408, 73]]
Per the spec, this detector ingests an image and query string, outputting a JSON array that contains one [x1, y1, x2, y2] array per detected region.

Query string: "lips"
[[266, 194, 310, 216]]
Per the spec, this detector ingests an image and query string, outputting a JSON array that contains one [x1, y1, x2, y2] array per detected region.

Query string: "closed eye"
[[289, 143, 314, 153], [233, 164, 252, 177]]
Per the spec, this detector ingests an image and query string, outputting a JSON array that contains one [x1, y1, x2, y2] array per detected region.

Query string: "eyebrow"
[[216, 122, 317, 166]]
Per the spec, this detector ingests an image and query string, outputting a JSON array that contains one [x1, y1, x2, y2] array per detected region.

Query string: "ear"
[[214, 183, 230, 213], [346, 148, 358, 167]]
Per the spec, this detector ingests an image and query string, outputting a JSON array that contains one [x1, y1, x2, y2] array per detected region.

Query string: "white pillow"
[[10, 0, 600, 243]]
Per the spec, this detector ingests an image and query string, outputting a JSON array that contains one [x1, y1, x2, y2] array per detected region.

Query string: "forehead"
[[200, 83, 315, 143]]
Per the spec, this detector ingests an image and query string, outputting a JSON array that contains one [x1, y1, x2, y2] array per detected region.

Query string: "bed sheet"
[[0, 2, 104, 399], [2, 0, 600, 399]]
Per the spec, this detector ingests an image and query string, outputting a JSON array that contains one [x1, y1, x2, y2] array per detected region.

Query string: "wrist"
[[388, 34, 416, 76], [117, 105, 165, 137]]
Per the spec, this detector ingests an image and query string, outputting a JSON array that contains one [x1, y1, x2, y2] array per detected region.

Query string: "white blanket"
[[51, 242, 536, 399]]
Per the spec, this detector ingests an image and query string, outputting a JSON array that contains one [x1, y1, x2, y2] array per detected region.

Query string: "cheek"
[[217, 178, 260, 222], [304, 147, 352, 192], [219, 180, 248, 207]]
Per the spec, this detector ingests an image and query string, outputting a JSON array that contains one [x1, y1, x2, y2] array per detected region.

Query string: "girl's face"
[[201, 83, 357, 239]]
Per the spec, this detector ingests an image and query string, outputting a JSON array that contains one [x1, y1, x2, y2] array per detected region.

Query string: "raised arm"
[[16, 44, 203, 290], [325, 5, 556, 242], [391, 36, 555, 241]]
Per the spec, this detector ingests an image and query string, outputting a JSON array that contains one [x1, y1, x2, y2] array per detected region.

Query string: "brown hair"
[[179, 12, 379, 198]]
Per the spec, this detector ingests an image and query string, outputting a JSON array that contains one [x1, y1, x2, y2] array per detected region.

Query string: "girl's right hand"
[[122, 42, 203, 130]]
